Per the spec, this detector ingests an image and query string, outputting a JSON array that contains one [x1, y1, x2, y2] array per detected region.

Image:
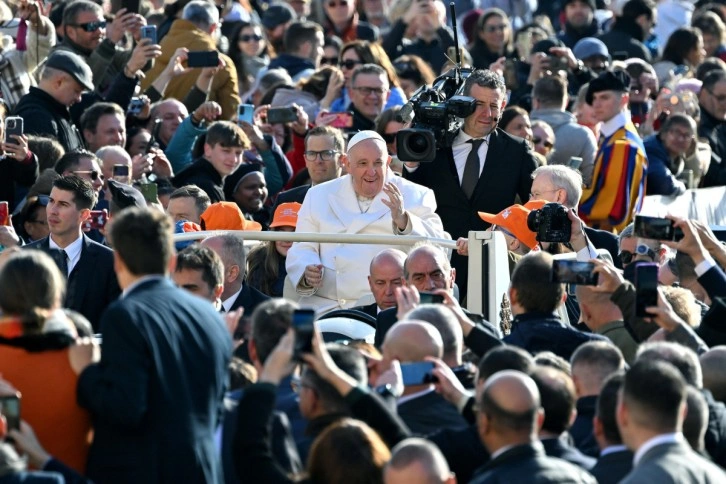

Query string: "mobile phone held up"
[[0, 202, 9, 227], [267, 107, 298, 124], [633, 215, 684, 242], [418, 292, 444, 304], [4, 116, 23, 145], [400, 362, 437, 386], [140, 25, 157, 45], [0, 393, 20, 433], [329, 112, 353, 129], [635, 262, 659, 317], [238, 104, 254, 124], [293, 309, 316, 360], [551, 260, 599, 286], [187, 50, 219, 68], [82, 210, 108, 231]]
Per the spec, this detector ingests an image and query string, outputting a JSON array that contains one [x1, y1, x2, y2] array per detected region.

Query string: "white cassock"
[[285, 171, 448, 312]]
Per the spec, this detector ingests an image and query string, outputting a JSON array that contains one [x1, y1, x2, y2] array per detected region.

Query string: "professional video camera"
[[395, 3, 477, 163]]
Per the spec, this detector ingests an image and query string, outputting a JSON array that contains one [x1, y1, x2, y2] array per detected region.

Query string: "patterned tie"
[[462, 138, 485, 199]]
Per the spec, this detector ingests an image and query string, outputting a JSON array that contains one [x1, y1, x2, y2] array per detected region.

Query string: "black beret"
[[108, 180, 147, 212], [586, 70, 631, 105]]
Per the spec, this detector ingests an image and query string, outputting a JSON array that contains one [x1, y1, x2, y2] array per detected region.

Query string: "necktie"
[[54, 249, 69, 277], [462, 138, 484, 199]]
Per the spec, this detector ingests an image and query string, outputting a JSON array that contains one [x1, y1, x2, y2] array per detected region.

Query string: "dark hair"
[[570, 341, 624, 381], [623, 359, 687, 432], [175, 244, 224, 293], [596, 372, 625, 444], [693, 11, 726, 41], [407, 304, 461, 362], [533, 75, 568, 107], [300, 67, 338, 100], [351, 63, 389, 87], [661, 27, 703, 65], [479, 379, 538, 432], [531, 366, 576, 434], [307, 419, 390, 484], [622, 0, 657, 19], [169, 185, 211, 219], [54, 149, 98, 175], [341, 40, 401, 88], [303, 344, 367, 413], [392, 55, 436, 88], [205, 121, 250, 149], [696, 57, 726, 80], [283, 21, 323, 54], [463, 69, 506, 97], [228, 357, 257, 391], [52, 175, 96, 210], [476, 8, 512, 53], [386, 438, 451, 480], [500, 106, 529, 133], [250, 298, 297, 364], [27, 135, 65, 171], [62, 0, 102, 26], [305, 125, 346, 153], [660, 113, 698, 135], [510, 252, 564, 313], [636, 342, 702, 387], [0, 250, 65, 331], [109, 208, 174, 276], [245, 241, 285, 296], [478, 346, 534, 381], [684, 386, 708, 451], [80, 102, 124, 133]]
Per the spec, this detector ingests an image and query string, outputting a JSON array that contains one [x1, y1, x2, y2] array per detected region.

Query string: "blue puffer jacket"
[[643, 134, 687, 197]]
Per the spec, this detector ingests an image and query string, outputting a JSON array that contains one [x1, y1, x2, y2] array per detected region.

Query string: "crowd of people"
[[2, 0, 726, 482]]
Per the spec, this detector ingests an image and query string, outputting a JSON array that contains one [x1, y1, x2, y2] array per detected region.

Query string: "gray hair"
[[182, 0, 220, 32], [203, 234, 246, 268], [406, 304, 463, 364], [96, 145, 131, 163], [531, 165, 583, 209], [351, 64, 389, 88], [63, 0, 103, 26], [618, 223, 635, 248]]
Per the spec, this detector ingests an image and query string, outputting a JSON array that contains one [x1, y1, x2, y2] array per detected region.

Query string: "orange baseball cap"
[[477, 199, 547, 249], [200, 202, 262, 231], [270, 202, 302, 228]]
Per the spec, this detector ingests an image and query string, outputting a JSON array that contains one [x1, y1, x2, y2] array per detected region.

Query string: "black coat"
[[541, 436, 596, 470], [570, 396, 599, 458], [585, 226, 621, 269], [229, 283, 271, 315], [397, 390, 468, 435], [13, 87, 85, 153], [77, 278, 232, 484], [699, 106, 726, 187], [273, 184, 310, 211], [0, 152, 38, 211], [350, 302, 378, 319], [24, 235, 120, 332], [173, 157, 226, 203], [470, 443, 597, 483], [590, 448, 633, 484]]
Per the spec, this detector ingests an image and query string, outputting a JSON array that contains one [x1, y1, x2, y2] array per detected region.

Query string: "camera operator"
[[402, 69, 538, 298]]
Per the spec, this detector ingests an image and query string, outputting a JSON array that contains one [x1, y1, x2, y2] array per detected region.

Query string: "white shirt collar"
[[600, 444, 629, 457], [397, 386, 435, 405], [222, 286, 243, 312], [49, 234, 84, 275], [600, 111, 631, 137], [454, 129, 492, 146], [633, 433, 683, 466]]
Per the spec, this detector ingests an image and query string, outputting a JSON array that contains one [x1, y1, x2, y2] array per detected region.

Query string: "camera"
[[526, 202, 571, 243]]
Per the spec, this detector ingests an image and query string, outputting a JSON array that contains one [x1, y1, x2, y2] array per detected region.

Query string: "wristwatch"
[[636, 243, 656, 260]]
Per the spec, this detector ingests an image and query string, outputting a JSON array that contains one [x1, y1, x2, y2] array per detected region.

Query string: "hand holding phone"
[[0, 394, 21, 433], [634, 215, 684, 241], [635, 262, 659, 317], [329, 112, 353, 129], [0, 202, 9, 227], [187, 51, 219, 68], [418, 292, 445, 304], [551, 260, 599, 286], [293, 309, 316, 360], [237, 104, 255, 124], [400, 362, 437, 386]]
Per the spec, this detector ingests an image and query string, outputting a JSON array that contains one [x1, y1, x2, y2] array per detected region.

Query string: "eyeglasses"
[[304, 149, 339, 161], [492, 224, 515, 239], [339, 59, 363, 70], [529, 188, 559, 200], [328, 0, 349, 7], [69, 20, 107, 32], [239, 34, 263, 42], [484, 24, 508, 33], [321, 56, 339, 65], [667, 129, 694, 141], [707, 88, 726, 104], [352, 86, 388, 96], [73, 170, 104, 181], [533, 137, 554, 149], [381, 133, 396, 143]]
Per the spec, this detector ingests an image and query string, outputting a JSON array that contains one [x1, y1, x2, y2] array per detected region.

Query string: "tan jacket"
[[141, 19, 240, 120]]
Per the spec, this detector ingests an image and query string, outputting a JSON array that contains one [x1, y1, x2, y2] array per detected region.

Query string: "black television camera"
[[395, 3, 477, 163], [527, 202, 571, 243]]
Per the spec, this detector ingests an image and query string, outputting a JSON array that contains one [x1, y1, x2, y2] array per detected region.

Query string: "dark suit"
[[570, 396, 599, 457], [403, 128, 538, 297], [397, 390, 468, 435], [585, 227, 621, 269], [229, 283, 271, 315], [542, 436, 596, 470], [621, 441, 725, 483], [350, 302, 378, 319], [470, 443, 597, 483], [77, 278, 232, 484], [590, 448, 633, 484], [273, 185, 310, 211], [25, 235, 120, 332]]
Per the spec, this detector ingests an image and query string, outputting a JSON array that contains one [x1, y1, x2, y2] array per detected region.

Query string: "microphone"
[[397, 102, 415, 124]]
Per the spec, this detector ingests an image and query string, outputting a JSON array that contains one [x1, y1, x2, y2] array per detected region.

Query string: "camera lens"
[[407, 133, 430, 155], [526, 210, 539, 232]]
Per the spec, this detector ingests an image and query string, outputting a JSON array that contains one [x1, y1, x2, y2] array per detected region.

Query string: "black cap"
[[586, 70, 631, 105], [532, 38, 565, 55], [262, 3, 295, 30], [563, 0, 596, 11], [44, 50, 94, 91], [108, 180, 147, 211]]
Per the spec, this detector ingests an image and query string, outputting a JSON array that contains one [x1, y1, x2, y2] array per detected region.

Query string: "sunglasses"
[[328, 0, 349, 6], [239, 34, 263, 42], [339, 59, 363, 70], [321, 56, 339, 65], [533, 137, 554, 149], [484, 24, 508, 33], [73, 170, 104, 181], [70, 20, 107, 32]]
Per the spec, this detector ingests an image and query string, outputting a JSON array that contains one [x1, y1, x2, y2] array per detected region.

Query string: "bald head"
[[370, 248, 407, 274], [368, 249, 406, 310], [576, 284, 624, 330], [383, 320, 443, 363], [404, 244, 454, 293], [700, 346, 726, 404]]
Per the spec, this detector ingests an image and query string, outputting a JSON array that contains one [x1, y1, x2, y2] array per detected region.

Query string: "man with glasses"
[[644, 113, 695, 196], [348, 64, 391, 131], [617, 222, 665, 269], [54, 150, 105, 197], [266, 21, 324, 82], [275, 126, 344, 208], [698, 69, 726, 187]]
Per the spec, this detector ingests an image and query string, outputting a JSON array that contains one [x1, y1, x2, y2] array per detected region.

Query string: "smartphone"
[[635, 262, 659, 317], [112, 0, 139, 13], [4, 116, 23, 145], [113, 164, 130, 178], [568, 156, 583, 169], [82, 210, 108, 231], [293, 309, 315, 359], [127, 97, 145, 115], [400, 361, 437, 386], [140, 25, 157, 45], [0, 394, 20, 433], [146, 119, 162, 154], [0, 201, 8, 227], [547, 55, 569, 72], [551, 260, 599, 286], [238, 104, 254, 124], [267, 107, 298, 124], [633, 215, 684, 241], [419, 292, 444, 304], [329, 112, 353, 129], [187, 50, 219, 68], [138, 182, 158, 203]]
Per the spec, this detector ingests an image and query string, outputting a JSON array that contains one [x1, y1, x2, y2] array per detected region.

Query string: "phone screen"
[[113, 164, 130, 178], [400, 362, 436, 386], [139, 183, 158, 203], [329, 112, 353, 129], [238, 104, 254, 124], [187, 51, 219, 68], [633, 215, 683, 241], [635, 263, 659, 317], [0, 201, 9, 226], [293, 309, 315, 359], [141, 25, 157, 44], [267, 107, 298, 124], [419, 292, 444, 304], [551, 260, 599, 286], [0, 395, 20, 432]]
